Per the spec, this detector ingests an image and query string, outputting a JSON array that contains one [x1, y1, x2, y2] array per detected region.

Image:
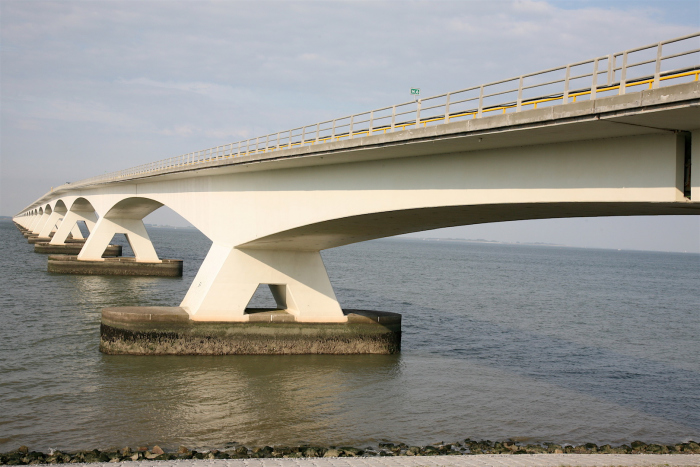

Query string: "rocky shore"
[[2, 440, 700, 464]]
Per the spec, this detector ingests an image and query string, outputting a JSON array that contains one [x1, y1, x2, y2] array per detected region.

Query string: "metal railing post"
[[315, 123, 320, 143], [331, 120, 336, 141], [276, 132, 280, 150], [591, 58, 599, 100], [653, 43, 663, 89], [516, 76, 524, 111], [349, 115, 354, 139], [288, 130, 292, 148], [391, 106, 396, 131], [368, 111, 374, 135], [265, 135, 269, 152], [415, 100, 421, 126], [563, 65, 571, 104], [300, 126, 306, 147], [619, 51, 628, 95], [607, 54, 613, 86], [444, 93, 451, 123], [477, 85, 484, 117]]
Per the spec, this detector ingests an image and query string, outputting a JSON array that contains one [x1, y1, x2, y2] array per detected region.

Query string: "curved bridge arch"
[[77, 196, 166, 262], [240, 201, 700, 251], [49, 197, 100, 245], [46, 192, 204, 260]]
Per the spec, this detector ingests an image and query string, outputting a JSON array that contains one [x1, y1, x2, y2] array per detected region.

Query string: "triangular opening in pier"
[[109, 233, 135, 257], [245, 284, 286, 312], [76, 221, 90, 238]]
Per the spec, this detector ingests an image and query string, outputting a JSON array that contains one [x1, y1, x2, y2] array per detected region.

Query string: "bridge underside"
[[241, 201, 700, 250]]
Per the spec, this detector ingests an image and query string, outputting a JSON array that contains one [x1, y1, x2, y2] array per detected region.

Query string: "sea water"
[[0, 219, 698, 451]]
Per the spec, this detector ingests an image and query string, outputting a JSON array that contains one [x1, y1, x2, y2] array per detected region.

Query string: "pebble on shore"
[[2, 440, 700, 465]]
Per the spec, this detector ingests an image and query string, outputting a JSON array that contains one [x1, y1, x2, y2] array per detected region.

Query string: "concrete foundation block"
[[28, 236, 51, 244], [47, 255, 182, 277], [35, 242, 122, 256], [100, 307, 401, 355]]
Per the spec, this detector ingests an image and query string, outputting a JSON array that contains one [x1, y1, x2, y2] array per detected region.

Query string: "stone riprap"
[[100, 307, 402, 355], [3, 440, 700, 465]]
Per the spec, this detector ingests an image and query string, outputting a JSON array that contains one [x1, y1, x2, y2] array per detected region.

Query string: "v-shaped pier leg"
[[38, 211, 62, 238], [50, 210, 97, 245], [181, 245, 346, 323], [78, 217, 159, 261]]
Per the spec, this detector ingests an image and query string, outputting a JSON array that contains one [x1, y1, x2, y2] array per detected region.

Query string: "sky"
[[1, 0, 699, 253]]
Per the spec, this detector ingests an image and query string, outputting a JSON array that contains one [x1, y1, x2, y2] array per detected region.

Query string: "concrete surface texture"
[[34, 242, 121, 256], [47, 256, 183, 277], [13, 82, 700, 324], [99, 307, 402, 355], [14, 454, 700, 467]]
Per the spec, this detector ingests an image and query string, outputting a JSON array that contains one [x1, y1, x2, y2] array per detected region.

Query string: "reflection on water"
[[95, 354, 401, 448], [1, 220, 698, 451]]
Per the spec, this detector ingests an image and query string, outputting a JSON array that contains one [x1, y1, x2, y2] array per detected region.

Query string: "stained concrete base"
[[100, 307, 402, 355], [28, 237, 46, 244], [28, 235, 53, 244], [48, 255, 183, 277], [35, 242, 122, 256]]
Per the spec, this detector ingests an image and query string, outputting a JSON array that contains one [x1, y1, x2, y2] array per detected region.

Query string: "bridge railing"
[[32, 32, 700, 200]]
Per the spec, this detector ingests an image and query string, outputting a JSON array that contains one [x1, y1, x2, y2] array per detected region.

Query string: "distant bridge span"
[[14, 34, 700, 323]]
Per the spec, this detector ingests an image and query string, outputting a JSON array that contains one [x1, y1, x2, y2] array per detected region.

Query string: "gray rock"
[[151, 446, 164, 455]]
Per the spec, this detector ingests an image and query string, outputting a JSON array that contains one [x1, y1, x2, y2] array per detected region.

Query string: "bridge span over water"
[[14, 33, 700, 327]]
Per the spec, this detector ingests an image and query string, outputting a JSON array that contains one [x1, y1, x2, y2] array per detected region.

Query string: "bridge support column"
[[182, 245, 346, 323], [29, 213, 46, 234], [78, 217, 158, 261], [36, 211, 121, 256], [50, 210, 97, 245], [48, 217, 180, 276], [38, 211, 62, 239], [34, 213, 51, 235], [100, 245, 399, 355]]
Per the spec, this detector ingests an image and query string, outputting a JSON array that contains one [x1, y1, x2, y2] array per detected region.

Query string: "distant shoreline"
[[2, 218, 696, 255], [407, 236, 565, 247]]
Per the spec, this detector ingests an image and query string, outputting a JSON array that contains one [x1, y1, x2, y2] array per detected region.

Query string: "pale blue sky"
[[1, 0, 698, 252]]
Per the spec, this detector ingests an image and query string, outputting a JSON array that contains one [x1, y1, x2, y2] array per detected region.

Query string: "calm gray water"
[[1, 218, 699, 451]]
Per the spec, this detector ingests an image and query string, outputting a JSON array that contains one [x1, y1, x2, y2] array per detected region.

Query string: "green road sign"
[[411, 88, 420, 95]]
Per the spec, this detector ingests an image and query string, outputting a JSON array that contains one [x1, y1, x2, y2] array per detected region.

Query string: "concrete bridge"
[[12, 34, 700, 344]]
